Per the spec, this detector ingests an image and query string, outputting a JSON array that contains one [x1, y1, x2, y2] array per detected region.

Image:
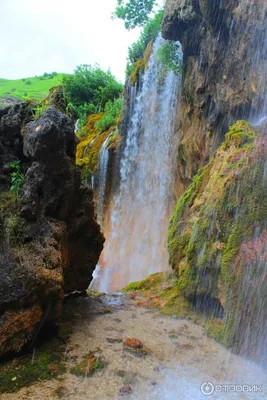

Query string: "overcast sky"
[[0, 0, 141, 82]]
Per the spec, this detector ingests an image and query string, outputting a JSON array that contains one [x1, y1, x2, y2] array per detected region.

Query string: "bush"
[[25, 80, 32, 85], [9, 161, 25, 196], [157, 41, 181, 75], [95, 98, 122, 132], [63, 65, 123, 110]]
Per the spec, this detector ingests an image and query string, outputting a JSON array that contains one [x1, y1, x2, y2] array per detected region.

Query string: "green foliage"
[[157, 42, 182, 75], [33, 101, 49, 120], [127, 10, 163, 70], [70, 353, 106, 377], [69, 103, 97, 131], [0, 340, 66, 394], [113, 0, 156, 29], [95, 97, 122, 133], [9, 161, 25, 196], [63, 65, 123, 111], [205, 320, 225, 344]]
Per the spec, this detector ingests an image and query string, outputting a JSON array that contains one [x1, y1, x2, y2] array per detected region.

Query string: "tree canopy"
[[63, 65, 123, 129], [63, 65, 123, 111], [113, 0, 156, 29]]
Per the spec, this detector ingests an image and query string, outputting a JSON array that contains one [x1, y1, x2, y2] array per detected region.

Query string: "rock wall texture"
[[162, 0, 267, 194], [168, 120, 267, 365], [0, 106, 104, 357]]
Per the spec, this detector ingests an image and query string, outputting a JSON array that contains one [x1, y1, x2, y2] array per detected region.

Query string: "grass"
[[0, 338, 66, 394], [0, 74, 65, 101]]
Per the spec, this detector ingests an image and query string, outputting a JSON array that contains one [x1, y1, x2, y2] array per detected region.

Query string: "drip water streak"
[[94, 35, 181, 292], [97, 134, 112, 227]]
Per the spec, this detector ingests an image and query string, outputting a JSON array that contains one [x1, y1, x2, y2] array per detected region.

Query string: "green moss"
[[70, 353, 106, 377], [222, 120, 254, 150], [122, 273, 167, 292], [167, 119, 267, 352], [205, 319, 225, 344], [160, 288, 193, 318], [0, 338, 66, 394], [130, 58, 145, 86]]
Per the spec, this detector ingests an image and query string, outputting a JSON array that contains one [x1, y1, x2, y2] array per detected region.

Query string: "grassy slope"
[[0, 74, 65, 101]]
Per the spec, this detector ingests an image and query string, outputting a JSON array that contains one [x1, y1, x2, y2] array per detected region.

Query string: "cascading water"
[[97, 134, 111, 228], [94, 35, 181, 292]]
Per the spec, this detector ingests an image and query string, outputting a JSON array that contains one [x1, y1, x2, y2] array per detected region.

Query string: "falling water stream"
[[97, 134, 112, 227], [93, 35, 181, 292]]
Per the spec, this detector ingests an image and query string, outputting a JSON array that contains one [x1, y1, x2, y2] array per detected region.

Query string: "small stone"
[[116, 369, 127, 377], [119, 386, 132, 396], [97, 308, 112, 314], [106, 338, 123, 343], [123, 338, 143, 348]]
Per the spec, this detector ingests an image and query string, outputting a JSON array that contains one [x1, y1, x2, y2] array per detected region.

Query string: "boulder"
[[0, 107, 104, 357]]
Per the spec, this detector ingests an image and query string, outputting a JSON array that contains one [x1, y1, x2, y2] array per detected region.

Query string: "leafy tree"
[[126, 9, 163, 74], [113, 0, 156, 29], [63, 65, 123, 110]]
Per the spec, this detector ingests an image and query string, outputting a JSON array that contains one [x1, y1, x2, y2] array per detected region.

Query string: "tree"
[[63, 64, 123, 110], [113, 0, 156, 29]]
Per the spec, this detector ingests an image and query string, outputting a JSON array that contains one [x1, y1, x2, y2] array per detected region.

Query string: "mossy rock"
[[167, 120, 267, 359]]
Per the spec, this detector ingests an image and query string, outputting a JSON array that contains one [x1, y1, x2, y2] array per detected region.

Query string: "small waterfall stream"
[[97, 134, 111, 227], [94, 35, 181, 292]]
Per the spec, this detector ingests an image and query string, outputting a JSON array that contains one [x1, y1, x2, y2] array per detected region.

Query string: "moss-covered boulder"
[[168, 121, 267, 364]]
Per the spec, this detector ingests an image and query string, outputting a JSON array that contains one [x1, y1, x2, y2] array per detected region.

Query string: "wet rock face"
[[0, 107, 104, 357], [162, 0, 267, 194], [168, 121, 267, 365]]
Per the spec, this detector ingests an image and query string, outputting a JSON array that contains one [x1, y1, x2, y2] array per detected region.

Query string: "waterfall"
[[74, 119, 79, 132], [97, 134, 111, 228], [94, 35, 181, 292]]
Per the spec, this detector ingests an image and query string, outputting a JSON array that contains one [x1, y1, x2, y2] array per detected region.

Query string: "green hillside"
[[0, 73, 65, 101]]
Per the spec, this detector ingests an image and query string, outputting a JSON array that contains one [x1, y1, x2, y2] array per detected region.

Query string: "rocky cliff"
[[168, 120, 267, 364], [0, 104, 104, 357], [162, 0, 267, 194]]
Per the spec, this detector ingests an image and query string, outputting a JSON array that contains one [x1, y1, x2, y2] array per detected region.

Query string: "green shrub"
[[127, 9, 163, 68], [95, 98, 122, 132], [9, 161, 25, 196], [157, 42, 182, 75]]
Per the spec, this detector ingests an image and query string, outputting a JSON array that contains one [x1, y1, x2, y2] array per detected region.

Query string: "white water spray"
[[94, 35, 181, 292]]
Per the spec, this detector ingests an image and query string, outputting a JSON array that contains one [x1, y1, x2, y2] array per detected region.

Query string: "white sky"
[[0, 0, 141, 82]]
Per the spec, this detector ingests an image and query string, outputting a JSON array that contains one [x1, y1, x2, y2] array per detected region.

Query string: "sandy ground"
[[2, 293, 266, 400]]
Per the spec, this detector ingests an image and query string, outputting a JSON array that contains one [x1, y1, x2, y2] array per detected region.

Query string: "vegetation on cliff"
[[168, 121, 267, 359], [63, 64, 123, 128], [126, 10, 163, 79]]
